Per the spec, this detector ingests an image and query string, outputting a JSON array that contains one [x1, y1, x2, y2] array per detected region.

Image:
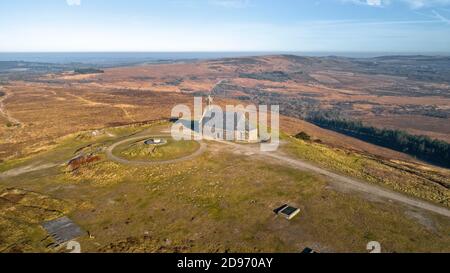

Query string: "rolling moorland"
[[0, 55, 449, 253]]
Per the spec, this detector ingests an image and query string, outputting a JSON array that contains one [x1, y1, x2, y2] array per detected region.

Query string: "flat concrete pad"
[[274, 204, 301, 220], [42, 216, 85, 245]]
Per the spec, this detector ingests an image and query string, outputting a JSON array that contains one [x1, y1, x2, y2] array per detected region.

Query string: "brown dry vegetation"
[[1, 55, 449, 253], [0, 188, 73, 252], [2, 55, 449, 162], [0, 123, 448, 253]]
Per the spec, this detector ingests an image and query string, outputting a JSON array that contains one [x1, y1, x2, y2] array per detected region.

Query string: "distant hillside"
[[74, 68, 104, 74]]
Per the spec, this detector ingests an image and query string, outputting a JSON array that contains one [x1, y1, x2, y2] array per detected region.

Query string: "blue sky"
[[0, 0, 449, 52]]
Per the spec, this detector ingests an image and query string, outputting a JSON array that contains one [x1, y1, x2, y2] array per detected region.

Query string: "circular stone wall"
[[107, 135, 204, 165]]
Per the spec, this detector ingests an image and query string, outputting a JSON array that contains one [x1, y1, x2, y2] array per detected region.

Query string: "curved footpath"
[[105, 135, 206, 166], [215, 138, 450, 218], [0, 87, 21, 126], [2, 130, 449, 218]]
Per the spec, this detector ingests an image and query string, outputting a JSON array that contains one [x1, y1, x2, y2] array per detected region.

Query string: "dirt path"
[[3, 121, 448, 218], [0, 87, 21, 126], [66, 93, 136, 122], [106, 125, 450, 217], [66, 93, 109, 107], [105, 135, 206, 166], [215, 139, 450, 218], [210, 79, 226, 95], [201, 81, 450, 217], [115, 104, 136, 122], [0, 163, 60, 179]]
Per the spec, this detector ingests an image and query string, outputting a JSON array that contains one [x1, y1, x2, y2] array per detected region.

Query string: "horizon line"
[[1, 50, 450, 54]]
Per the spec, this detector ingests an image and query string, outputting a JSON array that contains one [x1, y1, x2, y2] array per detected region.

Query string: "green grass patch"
[[115, 138, 200, 162], [283, 136, 450, 207]]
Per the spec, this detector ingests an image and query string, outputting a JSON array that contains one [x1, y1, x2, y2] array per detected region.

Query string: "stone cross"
[[207, 95, 214, 107]]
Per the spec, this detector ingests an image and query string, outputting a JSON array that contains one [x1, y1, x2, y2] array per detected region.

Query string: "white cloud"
[[342, 0, 390, 7], [209, 0, 251, 8], [66, 0, 81, 6], [343, 0, 450, 8], [402, 0, 450, 9], [367, 0, 384, 6], [432, 9, 450, 23]]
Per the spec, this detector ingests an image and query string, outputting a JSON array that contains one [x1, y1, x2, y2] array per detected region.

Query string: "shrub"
[[295, 131, 311, 141]]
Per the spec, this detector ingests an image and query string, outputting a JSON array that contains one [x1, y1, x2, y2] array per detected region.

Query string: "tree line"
[[307, 115, 450, 168]]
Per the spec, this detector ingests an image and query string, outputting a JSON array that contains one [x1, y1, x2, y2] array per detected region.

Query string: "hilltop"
[[0, 55, 449, 253]]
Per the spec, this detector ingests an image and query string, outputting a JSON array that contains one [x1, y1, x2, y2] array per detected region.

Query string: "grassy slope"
[[282, 134, 450, 208], [0, 188, 73, 252], [115, 138, 200, 161], [0, 123, 449, 253]]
